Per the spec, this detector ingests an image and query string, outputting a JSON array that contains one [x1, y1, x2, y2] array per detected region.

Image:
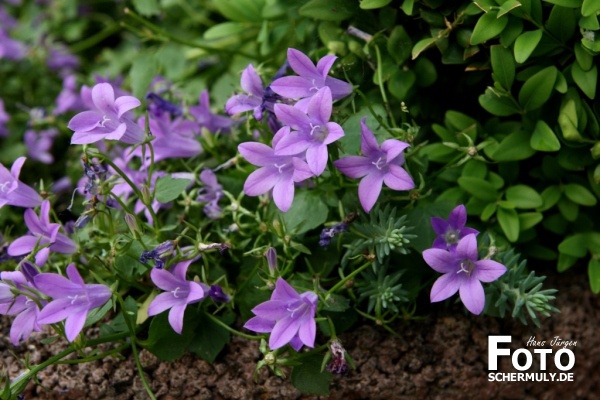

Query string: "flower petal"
[[272, 277, 301, 301], [65, 309, 87, 341], [384, 164, 414, 191], [307, 87, 332, 124], [297, 314, 316, 348], [473, 260, 507, 283], [37, 298, 75, 324], [381, 139, 410, 163], [7, 236, 39, 256], [67, 111, 102, 132], [244, 316, 274, 333], [316, 54, 337, 77], [324, 76, 353, 100], [115, 95, 141, 118], [240, 64, 264, 97], [251, 299, 289, 320], [91, 83, 116, 114], [270, 76, 313, 99], [333, 156, 371, 179], [274, 103, 309, 131], [430, 273, 461, 303], [272, 174, 295, 212], [431, 217, 450, 235], [358, 172, 384, 213], [459, 277, 485, 315], [238, 142, 274, 167], [269, 315, 299, 350], [244, 167, 278, 197], [423, 248, 459, 273], [448, 205, 468, 230], [360, 118, 381, 158], [150, 268, 183, 292], [147, 292, 180, 316], [287, 48, 319, 79], [455, 234, 478, 261], [306, 144, 328, 176], [168, 303, 187, 334]]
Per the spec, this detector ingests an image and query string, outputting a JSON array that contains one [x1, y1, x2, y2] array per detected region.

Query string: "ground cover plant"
[[1, 0, 598, 397]]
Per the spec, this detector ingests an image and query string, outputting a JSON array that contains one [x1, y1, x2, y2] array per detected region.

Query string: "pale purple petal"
[[287, 48, 319, 79], [150, 268, 182, 292], [65, 309, 87, 341], [316, 55, 336, 77], [147, 292, 181, 316], [333, 156, 372, 178], [51, 234, 77, 254], [171, 260, 193, 281], [270, 76, 313, 99], [448, 205, 468, 230], [430, 273, 461, 303], [360, 118, 380, 157], [307, 87, 332, 124], [7, 185, 42, 209], [381, 139, 410, 163], [225, 94, 261, 115], [455, 234, 478, 261], [168, 303, 187, 334], [34, 248, 50, 266], [384, 164, 414, 191], [272, 277, 301, 301], [324, 76, 353, 100], [244, 315, 275, 333], [91, 83, 116, 114], [306, 144, 328, 176], [431, 217, 450, 235], [274, 103, 309, 130], [240, 64, 264, 97], [186, 281, 206, 303], [323, 122, 344, 145], [273, 131, 309, 156], [459, 277, 485, 315], [358, 172, 384, 213], [7, 236, 39, 256], [244, 167, 278, 196], [103, 122, 127, 141], [34, 273, 79, 297], [269, 315, 299, 350], [66, 264, 85, 285], [423, 248, 459, 274], [10, 306, 40, 345], [292, 158, 314, 182], [251, 300, 289, 320], [36, 298, 75, 324], [297, 314, 316, 348], [71, 130, 111, 145], [67, 111, 102, 132], [10, 157, 26, 178], [473, 260, 507, 283], [238, 142, 274, 167], [272, 174, 295, 211], [115, 96, 141, 118]]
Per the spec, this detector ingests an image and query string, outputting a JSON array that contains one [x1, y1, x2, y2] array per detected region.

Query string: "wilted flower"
[[67, 82, 145, 145], [334, 118, 414, 213], [430, 204, 479, 251], [319, 222, 348, 247], [139, 241, 175, 269], [147, 259, 207, 334], [34, 264, 112, 342], [0, 157, 43, 209], [244, 277, 318, 351], [422, 234, 507, 315]]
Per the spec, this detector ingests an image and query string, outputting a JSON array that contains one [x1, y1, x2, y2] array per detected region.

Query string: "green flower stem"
[[325, 262, 371, 297], [373, 44, 397, 129], [205, 312, 264, 340], [70, 23, 121, 53], [122, 8, 254, 58], [57, 343, 129, 364], [354, 89, 392, 134]]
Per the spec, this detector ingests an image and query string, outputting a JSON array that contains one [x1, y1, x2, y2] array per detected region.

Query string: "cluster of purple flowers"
[[423, 205, 507, 315], [0, 262, 111, 344]]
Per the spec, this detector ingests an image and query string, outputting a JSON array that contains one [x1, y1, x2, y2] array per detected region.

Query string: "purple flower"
[[208, 285, 230, 303], [0, 157, 43, 209], [0, 29, 26, 60], [423, 234, 507, 315], [24, 128, 58, 164], [190, 90, 234, 133], [134, 113, 202, 162], [225, 64, 265, 120], [139, 241, 175, 269], [196, 169, 223, 219], [67, 82, 145, 145], [265, 247, 278, 276], [54, 74, 85, 115], [34, 264, 112, 342], [146, 92, 182, 118], [333, 118, 414, 213], [244, 277, 318, 351], [0, 98, 9, 137], [273, 87, 344, 176], [8, 200, 77, 266], [147, 259, 207, 334], [238, 134, 314, 212], [0, 264, 45, 345], [431, 205, 479, 251], [270, 48, 352, 111], [319, 222, 348, 247], [46, 44, 79, 72]]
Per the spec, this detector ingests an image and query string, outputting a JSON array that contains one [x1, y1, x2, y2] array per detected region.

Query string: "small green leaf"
[[411, 37, 437, 59], [490, 45, 515, 89], [130, 51, 157, 100], [518, 212, 543, 230], [498, 0, 522, 17], [513, 30, 543, 63], [387, 26, 412, 65], [291, 354, 333, 395], [281, 191, 328, 234], [574, 42, 594, 71], [388, 69, 416, 100], [518, 66, 558, 111], [543, 0, 582, 6], [401, 0, 415, 15], [497, 207, 520, 242], [189, 312, 234, 363], [213, 0, 265, 22], [588, 259, 600, 293], [557, 197, 579, 221], [132, 0, 160, 16], [530, 120, 560, 151], [558, 233, 588, 257], [546, 5, 576, 43], [564, 183, 598, 206], [505, 185, 543, 208], [155, 176, 192, 203], [540, 185, 562, 211], [557, 253, 577, 272], [360, 0, 392, 9], [491, 131, 536, 161], [582, 0, 600, 16], [479, 87, 521, 116], [471, 11, 508, 45], [299, 0, 358, 21], [457, 177, 499, 201], [571, 63, 597, 99]]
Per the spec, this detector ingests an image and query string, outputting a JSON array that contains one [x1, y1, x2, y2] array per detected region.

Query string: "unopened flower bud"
[[266, 247, 278, 276]]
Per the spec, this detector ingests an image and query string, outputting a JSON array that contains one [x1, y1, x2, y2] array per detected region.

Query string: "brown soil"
[[1, 269, 598, 400]]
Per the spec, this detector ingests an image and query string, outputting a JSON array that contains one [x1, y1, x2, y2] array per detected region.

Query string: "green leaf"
[[558, 234, 588, 257], [146, 309, 199, 361], [401, 0, 415, 15], [490, 45, 515, 89], [498, 0, 522, 17], [299, 0, 358, 21], [505, 185, 543, 208], [155, 176, 192, 203], [189, 312, 234, 363], [557, 197, 579, 221], [543, 0, 582, 6], [575, 42, 594, 71], [360, 0, 392, 9], [557, 253, 577, 272], [388, 69, 417, 100], [415, 57, 437, 87], [130, 51, 157, 100], [132, 0, 160, 16], [518, 212, 543, 230], [281, 191, 328, 234], [546, 5, 577, 43], [457, 177, 499, 201], [479, 87, 521, 116], [571, 63, 597, 99], [513, 30, 543, 63], [497, 207, 520, 242], [518, 66, 557, 111], [387, 26, 412, 65], [85, 299, 113, 328], [564, 183, 598, 206], [530, 120, 560, 151], [470, 11, 508, 45], [291, 354, 333, 395], [588, 259, 600, 293], [411, 37, 437, 59], [213, 0, 265, 22], [540, 185, 562, 211], [491, 131, 536, 161]]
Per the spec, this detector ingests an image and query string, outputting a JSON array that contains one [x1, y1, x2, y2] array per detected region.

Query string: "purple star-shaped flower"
[[244, 277, 318, 351], [273, 87, 344, 176], [0, 157, 43, 209], [196, 169, 224, 219], [147, 259, 207, 334], [24, 128, 58, 164], [190, 90, 234, 133], [431, 205, 479, 251], [238, 134, 314, 212], [54, 74, 85, 115], [333, 118, 414, 213], [0, 264, 45, 345], [67, 82, 145, 145], [34, 264, 112, 342], [7, 200, 77, 266], [423, 234, 507, 315], [270, 48, 352, 111], [225, 64, 265, 120]]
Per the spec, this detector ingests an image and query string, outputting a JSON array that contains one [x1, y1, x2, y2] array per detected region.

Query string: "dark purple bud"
[[326, 339, 349, 375], [208, 285, 231, 303], [266, 247, 278, 275], [146, 92, 183, 118], [20, 261, 39, 283], [319, 222, 348, 247]]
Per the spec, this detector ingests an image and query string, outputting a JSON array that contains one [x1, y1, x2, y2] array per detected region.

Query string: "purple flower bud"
[[208, 285, 231, 303], [265, 247, 278, 275]]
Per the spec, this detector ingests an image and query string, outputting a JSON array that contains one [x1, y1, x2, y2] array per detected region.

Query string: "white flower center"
[[371, 157, 385, 170], [68, 294, 80, 305], [309, 79, 319, 92], [273, 163, 287, 174], [457, 260, 475, 276], [309, 123, 328, 141], [99, 115, 111, 128], [445, 230, 459, 245], [171, 287, 181, 298], [0, 180, 11, 193]]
